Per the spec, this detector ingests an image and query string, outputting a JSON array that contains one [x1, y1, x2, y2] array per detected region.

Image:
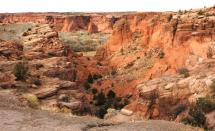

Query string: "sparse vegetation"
[[111, 69, 117, 76], [178, 10, 183, 15], [91, 88, 98, 94], [158, 51, 165, 59], [107, 90, 116, 99], [197, 10, 204, 15], [93, 74, 102, 80], [32, 78, 42, 86], [94, 92, 106, 106], [84, 81, 91, 90], [87, 74, 94, 84], [24, 94, 40, 108], [173, 104, 186, 117], [14, 62, 29, 81], [91, 90, 129, 118], [182, 97, 215, 129], [196, 97, 215, 113], [182, 104, 207, 129], [178, 68, 189, 78], [0, 23, 34, 42], [59, 31, 110, 52]]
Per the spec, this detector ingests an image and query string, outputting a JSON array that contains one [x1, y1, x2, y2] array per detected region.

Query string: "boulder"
[[33, 87, 58, 99], [120, 109, 133, 116]]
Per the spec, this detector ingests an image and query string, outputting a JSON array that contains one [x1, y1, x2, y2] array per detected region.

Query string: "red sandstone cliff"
[[0, 13, 119, 33], [96, 7, 215, 79]]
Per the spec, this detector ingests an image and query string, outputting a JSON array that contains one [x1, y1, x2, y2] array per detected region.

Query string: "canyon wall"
[[0, 13, 119, 33], [96, 7, 215, 79]]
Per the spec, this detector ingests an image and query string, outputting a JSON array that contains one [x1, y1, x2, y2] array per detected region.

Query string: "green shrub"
[[197, 10, 204, 15], [91, 88, 98, 94], [178, 68, 189, 78], [196, 97, 215, 113], [107, 90, 116, 99], [95, 92, 106, 106], [96, 106, 107, 118], [182, 105, 206, 128], [87, 74, 94, 84], [111, 69, 117, 76], [84, 81, 91, 90], [14, 62, 29, 81], [174, 104, 186, 117]]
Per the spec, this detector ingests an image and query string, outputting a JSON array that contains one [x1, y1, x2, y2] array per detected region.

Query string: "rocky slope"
[[93, 7, 215, 127]]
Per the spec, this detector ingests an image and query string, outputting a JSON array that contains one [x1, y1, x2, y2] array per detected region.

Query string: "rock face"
[[0, 39, 23, 60]]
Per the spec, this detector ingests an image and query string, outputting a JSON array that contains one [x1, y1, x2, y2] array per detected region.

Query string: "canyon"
[[0, 6, 215, 130]]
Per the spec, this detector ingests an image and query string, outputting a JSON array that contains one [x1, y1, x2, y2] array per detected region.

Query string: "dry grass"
[[59, 31, 110, 52], [0, 23, 35, 42]]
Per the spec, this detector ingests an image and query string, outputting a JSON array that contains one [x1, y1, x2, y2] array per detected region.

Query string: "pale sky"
[[0, 0, 214, 13]]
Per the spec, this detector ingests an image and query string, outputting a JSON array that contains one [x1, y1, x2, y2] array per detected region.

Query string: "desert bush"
[[178, 68, 189, 78], [173, 104, 186, 117], [107, 90, 116, 99], [168, 14, 173, 22], [158, 51, 165, 59], [111, 69, 117, 76], [197, 10, 204, 15], [24, 94, 40, 108], [95, 106, 107, 118], [196, 97, 215, 113], [93, 74, 102, 80], [91, 88, 98, 94], [87, 74, 94, 84], [14, 62, 29, 81], [91, 90, 129, 118], [84, 81, 91, 90], [182, 104, 207, 128], [94, 92, 106, 106], [32, 78, 42, 86], [178, 10, 183, 15]]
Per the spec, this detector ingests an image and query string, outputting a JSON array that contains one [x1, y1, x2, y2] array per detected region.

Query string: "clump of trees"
[[92, 90, 129, 118]]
